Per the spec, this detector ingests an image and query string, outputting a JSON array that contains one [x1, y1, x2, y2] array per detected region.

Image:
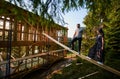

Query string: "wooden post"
[[6, 20, 12, 79]]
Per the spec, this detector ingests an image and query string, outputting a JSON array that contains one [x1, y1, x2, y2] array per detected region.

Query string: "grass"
[[50, 57, 120, 79]]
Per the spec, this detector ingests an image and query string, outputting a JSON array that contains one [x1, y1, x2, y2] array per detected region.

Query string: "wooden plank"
[[0, 49, 66, 65], [78, 71, 99, 79], [0, 41, 44, 47], [0, 53, 47, 65], [42, 32, 120, 76], [0, 41, 61, 47]]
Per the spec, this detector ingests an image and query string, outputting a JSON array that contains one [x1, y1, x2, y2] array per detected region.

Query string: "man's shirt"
[[74, 28, 83, 38]]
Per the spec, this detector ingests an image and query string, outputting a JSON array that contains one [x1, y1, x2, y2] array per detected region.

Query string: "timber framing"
[[0, 1, 68, 78]]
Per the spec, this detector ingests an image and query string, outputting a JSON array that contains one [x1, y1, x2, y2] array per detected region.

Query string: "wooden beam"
[[78, 71, 99, 79], [0, 53, 47, 65], [42, 32, 120, 76], [0, 49, 66, 65], [0, 41, 45, 47]]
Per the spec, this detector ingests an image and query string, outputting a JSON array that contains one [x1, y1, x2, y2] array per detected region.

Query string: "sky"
[[63, 8, 88, 38]]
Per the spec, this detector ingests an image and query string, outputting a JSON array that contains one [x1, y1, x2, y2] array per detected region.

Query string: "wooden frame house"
[[0, 1, 68, 78]]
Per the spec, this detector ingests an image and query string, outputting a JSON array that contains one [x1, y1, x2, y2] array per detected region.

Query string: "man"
[[71, 24, 83, 54]]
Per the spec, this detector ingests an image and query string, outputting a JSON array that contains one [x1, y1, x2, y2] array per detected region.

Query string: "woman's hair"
[[98, 28, 104, 37]]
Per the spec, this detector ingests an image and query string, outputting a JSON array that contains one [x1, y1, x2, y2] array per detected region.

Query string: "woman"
[[88, 27, 104, 64], [95, 28, 104, 63]]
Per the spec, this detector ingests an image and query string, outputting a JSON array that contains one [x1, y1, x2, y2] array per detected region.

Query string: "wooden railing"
[[0, 49, 66, 78]]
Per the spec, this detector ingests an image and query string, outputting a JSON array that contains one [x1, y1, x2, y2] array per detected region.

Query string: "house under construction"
[[0, 1, 68, 78]]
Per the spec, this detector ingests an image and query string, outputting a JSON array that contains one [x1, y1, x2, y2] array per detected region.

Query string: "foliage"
[[82, 11, 100, 54], [5, 0, 86, 25], [83, 0, 120, 71], [104, 0, 120, 70]]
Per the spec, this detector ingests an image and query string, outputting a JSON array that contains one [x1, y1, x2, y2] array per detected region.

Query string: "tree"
[[4, 0, 85, 25], [83, 0, 120, 70], [104, 0, 120, 70]]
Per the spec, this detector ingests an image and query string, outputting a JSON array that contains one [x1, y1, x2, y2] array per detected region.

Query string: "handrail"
[[0, 49, 66, 65]]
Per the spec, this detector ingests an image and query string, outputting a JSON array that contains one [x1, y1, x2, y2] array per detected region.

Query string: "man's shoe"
[[78, 51, 80, 55], [86, 56, 91, 59]]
